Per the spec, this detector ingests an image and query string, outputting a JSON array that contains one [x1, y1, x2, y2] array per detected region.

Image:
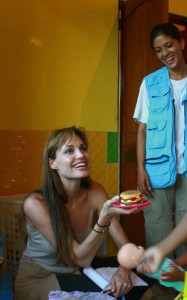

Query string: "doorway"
[[119, 0, 168, 247]]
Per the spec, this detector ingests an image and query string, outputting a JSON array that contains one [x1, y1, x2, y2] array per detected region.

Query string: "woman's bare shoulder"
[[23, 192, 51, 227], [89, 181, 108, 207], [23, 192, 46, 212], [89, 181, 107, 194]]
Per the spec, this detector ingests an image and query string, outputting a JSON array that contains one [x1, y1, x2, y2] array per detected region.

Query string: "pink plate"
[[112, 199, 151, 209]]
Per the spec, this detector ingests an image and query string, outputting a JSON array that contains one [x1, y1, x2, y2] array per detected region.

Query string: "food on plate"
[[120, 190, 144, 206]]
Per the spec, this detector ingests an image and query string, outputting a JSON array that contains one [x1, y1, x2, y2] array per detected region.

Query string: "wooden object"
[[119, 0, 168, 247]]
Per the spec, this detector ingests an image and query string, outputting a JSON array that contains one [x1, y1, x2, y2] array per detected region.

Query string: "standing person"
[[133, 23, 187, 258], [14, 126, 145, 300]]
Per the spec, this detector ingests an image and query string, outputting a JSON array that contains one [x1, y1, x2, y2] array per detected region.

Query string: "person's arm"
[[107, 216, 133, 296], [23, 190, 141, 268], [71, 196, 122, 267], [137, 122, 152, 197], [107, 226, 134, 297], [23, 193, 112, 267], [142, 214, 187, 273], [175, 252, 187, 268], [92, 182, 141, 248], [133, 80, 151, 197], [23, 193, 57, 246], [91, 183, 138, 297], [108, 265, 133, 297], [74, 190, 142, 267], [156, 214, 187, 257], [109, 216, 129, 247], [81, 183, 144, 297]]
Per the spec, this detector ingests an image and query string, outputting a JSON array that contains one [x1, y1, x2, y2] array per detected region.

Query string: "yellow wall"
[[0, 0, 118, 131], [1, 0, 186, 132], [169, 0, 187, 16]]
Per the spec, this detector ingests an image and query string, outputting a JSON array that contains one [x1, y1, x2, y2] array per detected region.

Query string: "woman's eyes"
[[64, 145, 87, 154], [81, 145, 87, 152], [64, 148, 73, 154], [154, 43, 173, 53]]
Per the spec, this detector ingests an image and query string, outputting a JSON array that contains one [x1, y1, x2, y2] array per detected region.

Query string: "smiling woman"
[[14, 125, 147, 300], [49, 132, 90, 181], [133, 21, 187, 271]]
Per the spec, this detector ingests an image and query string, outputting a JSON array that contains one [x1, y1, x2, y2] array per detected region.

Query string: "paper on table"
[[83, 267, 111, 291], [130, 271, 148, 286], [83, 267, 148, 291]]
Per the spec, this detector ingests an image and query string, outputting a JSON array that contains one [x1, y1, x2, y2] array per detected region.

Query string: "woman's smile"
[[51, 134, 90, 179], [153, 34, 185, 71]]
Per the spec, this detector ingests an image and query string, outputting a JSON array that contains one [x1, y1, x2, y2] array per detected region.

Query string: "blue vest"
[[144, 66, 187, 188]]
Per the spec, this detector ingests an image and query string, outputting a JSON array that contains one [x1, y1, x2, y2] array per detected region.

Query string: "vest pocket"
[[147, 120, 167, 150], [146, 160, 169, 175], [149, 86, 170, 113], [145, 159, 176, 188]]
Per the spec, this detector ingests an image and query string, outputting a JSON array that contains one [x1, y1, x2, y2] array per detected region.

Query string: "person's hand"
[[108, 265, 133, 297], [98, 196, 143, 228], [101, 196, 143, 217], [137, 168, 152, 197], [137, 246, 164, 274], [160, 264, 185, 282]]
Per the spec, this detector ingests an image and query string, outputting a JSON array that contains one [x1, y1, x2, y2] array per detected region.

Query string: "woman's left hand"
[[102, 196, 144, 217], [108, 265, 133, 298]]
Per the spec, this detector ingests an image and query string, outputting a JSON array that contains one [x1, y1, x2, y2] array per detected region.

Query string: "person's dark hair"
[[150, 23, 182, 49], [19, 126, 91, 267]]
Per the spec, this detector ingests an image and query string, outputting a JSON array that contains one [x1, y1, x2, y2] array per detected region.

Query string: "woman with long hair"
[[14, 126, 143, 300]]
